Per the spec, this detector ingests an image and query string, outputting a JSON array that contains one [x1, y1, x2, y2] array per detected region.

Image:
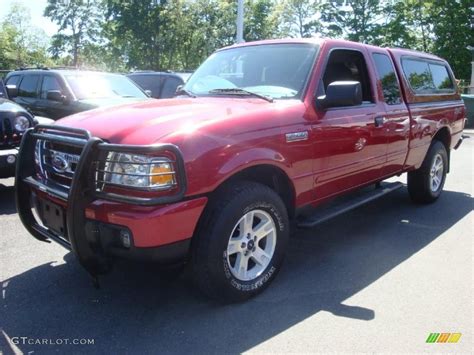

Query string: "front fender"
[[183, 143, 295, 198], [218, 147, 289, 178]]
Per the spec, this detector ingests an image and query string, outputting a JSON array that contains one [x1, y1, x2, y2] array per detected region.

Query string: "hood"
[[34, 116, 54, 125], [57, 97, 278, 145], [0, 98, 28, 114], [78, 96, 149, 109]]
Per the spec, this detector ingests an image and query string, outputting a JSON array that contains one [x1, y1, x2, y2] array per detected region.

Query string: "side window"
[[402, 58, 455, 95], [372, 53, 402, 105], [322, 49, 373, 103], [161, 77, 183, 98], [129, 75, 163, 98], [429, 63, 454, 92], [40, 76, 63, 99], [6, 75, 20, 87], [402, 59, 434, 93], [18, 75, 40, 98]]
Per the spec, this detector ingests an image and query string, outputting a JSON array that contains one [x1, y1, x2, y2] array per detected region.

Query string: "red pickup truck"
[[16, 39, 465, 302]]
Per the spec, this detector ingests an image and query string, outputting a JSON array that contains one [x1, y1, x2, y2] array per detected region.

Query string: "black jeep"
[[1, 78, 52, 178]]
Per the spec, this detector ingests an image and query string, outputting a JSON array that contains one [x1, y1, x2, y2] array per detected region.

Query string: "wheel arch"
[[432, 126, 451, 172], [213, 163, 297, 219]]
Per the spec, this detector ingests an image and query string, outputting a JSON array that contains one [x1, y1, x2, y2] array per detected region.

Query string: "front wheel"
[[191, 182, 289, 302], [408, 141, 448, 204]]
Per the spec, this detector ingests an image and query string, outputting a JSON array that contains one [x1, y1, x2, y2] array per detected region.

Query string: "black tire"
[[191, 181, 289, 303], [407, 140, 448, 204]]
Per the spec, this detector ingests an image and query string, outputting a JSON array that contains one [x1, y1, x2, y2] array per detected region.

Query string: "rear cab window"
[[372, 53, 402, 105], [401, 57, 455, 95]]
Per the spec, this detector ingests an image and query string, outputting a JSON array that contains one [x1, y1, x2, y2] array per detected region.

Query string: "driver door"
[[312, 47, 388, 200]]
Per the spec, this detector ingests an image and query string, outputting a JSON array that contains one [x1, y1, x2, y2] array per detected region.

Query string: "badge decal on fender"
[[286, 131, 309, 143]]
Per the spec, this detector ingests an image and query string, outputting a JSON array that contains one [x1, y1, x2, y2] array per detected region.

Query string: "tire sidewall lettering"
[[221, 200, 283, 292]]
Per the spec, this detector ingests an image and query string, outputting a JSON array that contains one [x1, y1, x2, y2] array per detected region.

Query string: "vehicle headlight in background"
[[14, 116, 30, 131], [104, 153, 176, 189]]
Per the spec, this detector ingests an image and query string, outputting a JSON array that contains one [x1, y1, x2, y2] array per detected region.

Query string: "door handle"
[[374, 116, 387, 127]]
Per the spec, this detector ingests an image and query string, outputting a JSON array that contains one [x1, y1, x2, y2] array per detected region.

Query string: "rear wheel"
[[408, 141, 448, 204], [191, 182, 289, 302]]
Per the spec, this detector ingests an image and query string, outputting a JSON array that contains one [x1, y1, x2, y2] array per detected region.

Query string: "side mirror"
[[6, 85, 18, 98], [316, 81, 362, 109], [175, 84, 183, 93], [144, 89, 152, 97], [46, 90, 65, 102]]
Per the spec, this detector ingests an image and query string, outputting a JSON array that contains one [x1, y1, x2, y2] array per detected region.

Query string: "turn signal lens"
[[151, 162, 175, 186]]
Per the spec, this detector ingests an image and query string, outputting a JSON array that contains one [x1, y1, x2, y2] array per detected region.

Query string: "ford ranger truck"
[[16, 39, 465, 302]]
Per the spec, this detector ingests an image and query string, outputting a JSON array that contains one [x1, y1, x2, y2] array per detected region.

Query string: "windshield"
[[65, 73, 147, 100], [184, 43, 318, 100]]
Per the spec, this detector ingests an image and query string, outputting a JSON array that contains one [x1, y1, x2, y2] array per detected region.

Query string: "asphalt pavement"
[[0, 134, 472, 354]]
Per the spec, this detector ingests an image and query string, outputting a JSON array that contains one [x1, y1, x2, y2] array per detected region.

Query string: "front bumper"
[[0, 148, 18, 178], [16, 125, 200, 276]]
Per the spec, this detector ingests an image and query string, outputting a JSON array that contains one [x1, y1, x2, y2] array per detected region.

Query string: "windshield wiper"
[[175, 87, 196, 98], [209, 88, 274, 103]]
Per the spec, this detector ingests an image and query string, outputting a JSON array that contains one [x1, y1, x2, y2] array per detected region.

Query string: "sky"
[[0, 0, 58, 36]]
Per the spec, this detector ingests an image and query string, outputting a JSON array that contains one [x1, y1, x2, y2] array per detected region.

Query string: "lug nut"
[[241, 242, 246, 249]]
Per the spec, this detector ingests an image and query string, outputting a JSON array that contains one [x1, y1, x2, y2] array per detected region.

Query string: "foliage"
[[321, 0, 385, 43], [102, 0, 278, 71], [0, 2, 52, 69], [44, 0, 103, 67], [427, 0, 473, 80], [274, 0, 324, 38]]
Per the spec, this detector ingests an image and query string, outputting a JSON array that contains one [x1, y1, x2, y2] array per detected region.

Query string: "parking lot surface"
[[1, 134, 472, 354]]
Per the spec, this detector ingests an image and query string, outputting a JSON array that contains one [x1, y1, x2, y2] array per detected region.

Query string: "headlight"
[[104, 153, 176, 189], [14, 115, 30, 131]]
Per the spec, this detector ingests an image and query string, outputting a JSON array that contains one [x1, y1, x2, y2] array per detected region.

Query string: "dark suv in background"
[[4, 68, 150, 120], [127, 71, 191, 99]]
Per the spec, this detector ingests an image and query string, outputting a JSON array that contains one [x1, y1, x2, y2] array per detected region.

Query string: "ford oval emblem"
[[52, 154, 69, 173]]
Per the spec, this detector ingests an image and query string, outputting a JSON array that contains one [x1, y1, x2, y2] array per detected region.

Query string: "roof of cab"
[[218, 37, 447, 62]]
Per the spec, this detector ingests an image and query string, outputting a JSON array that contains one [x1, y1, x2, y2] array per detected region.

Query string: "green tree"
[[0, 2, 51, 69], [244, 0, 279, 41], [275, 0, 324, 38], [159, 0, 235, 70], [103, 0, 240, 71], [322, 0, 385, 44], [104, 0, 167, 70], [379, 0, 421, 49], [44, 0, 103, 67], [427, 0, 473, 80]]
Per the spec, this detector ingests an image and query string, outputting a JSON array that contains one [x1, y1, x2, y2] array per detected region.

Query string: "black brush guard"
[[15, 124, 187, 277]]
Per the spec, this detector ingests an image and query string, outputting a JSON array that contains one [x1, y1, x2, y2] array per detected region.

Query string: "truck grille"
[[37, 140, 83, 189]]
